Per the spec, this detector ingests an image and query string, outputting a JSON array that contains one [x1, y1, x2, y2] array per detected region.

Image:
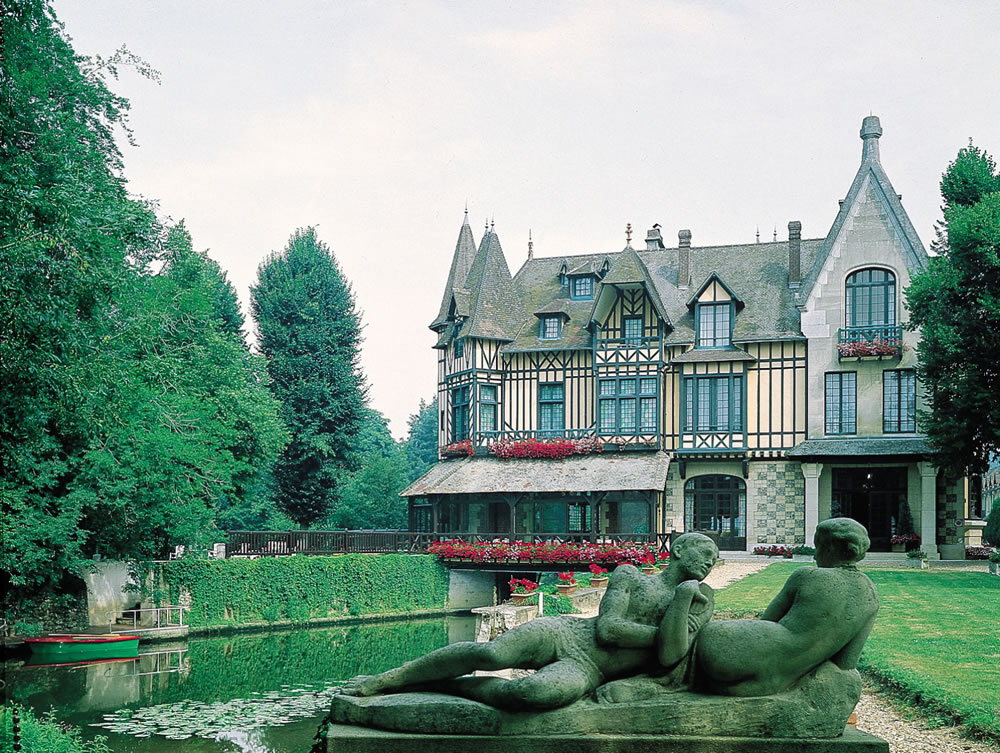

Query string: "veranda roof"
[[400, 452, 671, 497], [786, 437, 933, 460]]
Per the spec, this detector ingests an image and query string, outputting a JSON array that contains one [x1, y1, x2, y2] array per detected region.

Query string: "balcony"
[[442, 430, 660, 458], [836, 325, 903, 361]]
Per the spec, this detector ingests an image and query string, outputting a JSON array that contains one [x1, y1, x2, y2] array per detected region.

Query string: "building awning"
[[785, 437, 933, 461], [400, 452, 671, 497]]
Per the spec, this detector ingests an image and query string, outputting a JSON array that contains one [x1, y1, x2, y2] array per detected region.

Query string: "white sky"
[[53, 0, 1000, 438]]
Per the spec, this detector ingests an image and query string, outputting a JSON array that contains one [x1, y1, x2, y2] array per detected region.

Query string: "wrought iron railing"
[[836, 325, 903, 359]]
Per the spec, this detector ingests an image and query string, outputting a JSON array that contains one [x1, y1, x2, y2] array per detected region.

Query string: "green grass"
[[714, 563, 1000, 742]]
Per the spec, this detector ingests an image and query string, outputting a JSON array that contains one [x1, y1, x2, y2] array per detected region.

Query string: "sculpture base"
[[329, 662, 862, 739], [320, 724, 889, 753]]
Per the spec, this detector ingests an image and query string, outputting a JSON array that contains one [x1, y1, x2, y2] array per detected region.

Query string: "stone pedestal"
[[320, 724, 889, 753]]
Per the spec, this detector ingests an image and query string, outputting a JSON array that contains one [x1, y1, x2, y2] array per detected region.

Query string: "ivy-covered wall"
[[156, 554, 450, 628]]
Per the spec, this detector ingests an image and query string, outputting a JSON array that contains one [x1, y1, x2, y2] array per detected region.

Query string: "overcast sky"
[[54, 0, 1000, 438]]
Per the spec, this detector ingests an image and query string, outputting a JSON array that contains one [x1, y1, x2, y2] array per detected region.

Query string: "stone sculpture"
[[330, 518, 882, 745], [341, 532, 719, 709]]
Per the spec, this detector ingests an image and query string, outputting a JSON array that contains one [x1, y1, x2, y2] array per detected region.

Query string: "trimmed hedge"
[[157, 554, 450, 628]]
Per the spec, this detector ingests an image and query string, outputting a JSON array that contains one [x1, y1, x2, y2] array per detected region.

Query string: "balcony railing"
[[461, 430, 660, 454], [836, 325, 903, 360]]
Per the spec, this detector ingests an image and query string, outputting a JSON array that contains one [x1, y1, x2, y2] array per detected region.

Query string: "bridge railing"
[[225, 530, 673, 557]]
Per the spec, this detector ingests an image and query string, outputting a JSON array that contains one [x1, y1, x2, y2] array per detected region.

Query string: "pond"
[[5, 614, 477, 753]]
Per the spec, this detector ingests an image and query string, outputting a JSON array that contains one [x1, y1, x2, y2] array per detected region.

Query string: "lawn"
[[713, 563, 1000, 742]]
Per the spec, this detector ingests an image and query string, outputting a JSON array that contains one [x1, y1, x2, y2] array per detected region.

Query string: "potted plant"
[[588, 564, 609, 588], [556, 572, 577, 595], [791, 545, 816, 562], [906, 550, 929, 569], [657, 551, 671, 571], [890, 532, 920, 553], [638, 553, 657, 575], [989, 550, 1000, 576], [508, 577, 538, 605]]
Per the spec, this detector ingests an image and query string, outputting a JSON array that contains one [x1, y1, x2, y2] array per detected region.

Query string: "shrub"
[[1, 706, 110, 753], [965, 546, 993, 560], [154, 554, 449, 628], [984, 506, 1000, 547]]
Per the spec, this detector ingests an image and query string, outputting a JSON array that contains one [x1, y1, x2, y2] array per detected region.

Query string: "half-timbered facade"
[[402, 116, 967, 557]]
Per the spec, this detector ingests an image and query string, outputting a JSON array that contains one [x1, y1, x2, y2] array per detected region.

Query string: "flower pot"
[[641, 567, 657, 576], [658, 563, 669, 571], [556, 584, 576, 596], [906, 558, 928, 569], [510, 593, 531, 606], [589, 577, 609, 589]]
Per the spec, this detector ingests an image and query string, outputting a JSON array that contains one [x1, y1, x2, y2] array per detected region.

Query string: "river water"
[[5, 614, 476, 753]]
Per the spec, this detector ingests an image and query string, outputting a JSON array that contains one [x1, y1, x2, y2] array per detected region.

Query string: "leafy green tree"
[[404, 398, 438, 481], [985, 505, 1000, 546], [907, 142, 1000, 476], [319, 410, 409, 529], [1, 0, 161, 592], [251, 227, 367, 527]]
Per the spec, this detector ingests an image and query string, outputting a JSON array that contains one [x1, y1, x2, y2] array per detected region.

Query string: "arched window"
[[845, 268, 895, 328]]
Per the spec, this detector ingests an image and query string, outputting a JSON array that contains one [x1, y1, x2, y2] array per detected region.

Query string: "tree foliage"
[[404, 398, 438, 481], [907, 141, 1000, 476], [251, 227, 367, 527], [1, 2, 287, 597]]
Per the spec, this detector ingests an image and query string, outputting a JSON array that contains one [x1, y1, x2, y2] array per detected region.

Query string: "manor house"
[[401, 116, 968, 559]]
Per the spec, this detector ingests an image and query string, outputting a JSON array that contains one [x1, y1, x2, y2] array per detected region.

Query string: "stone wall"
[[752, 461, 805, 545], [662, 467, 680, 532], [936, 473, 965, 547]]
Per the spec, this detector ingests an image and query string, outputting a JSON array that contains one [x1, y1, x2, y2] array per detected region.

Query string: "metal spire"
[[626, 223, 632, 245], [528, 229, 534, 260]]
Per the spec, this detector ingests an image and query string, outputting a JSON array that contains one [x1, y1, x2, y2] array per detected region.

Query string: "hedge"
[[155, 554, 450, 628]]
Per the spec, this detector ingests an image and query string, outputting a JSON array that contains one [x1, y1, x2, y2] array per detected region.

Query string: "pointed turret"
[[430, 210, 478, 333], [461, 227, 523, 341]]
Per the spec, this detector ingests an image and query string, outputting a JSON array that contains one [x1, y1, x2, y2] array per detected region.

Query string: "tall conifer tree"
[[251, 227, 367, 527]]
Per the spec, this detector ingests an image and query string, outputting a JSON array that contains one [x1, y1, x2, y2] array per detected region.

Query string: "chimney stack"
[[860, 115, 882, 163], [678, 229, 692, 288], [645, 224, 664, 250], [788, 221, 802, 286]]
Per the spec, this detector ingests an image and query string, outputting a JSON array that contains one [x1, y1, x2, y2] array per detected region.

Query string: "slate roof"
[[430, 213, 477, 330], [786, 437, 933, 459], [671, 347, 757, 363], [459, 231, 523, 342], [400, 452, 672, 497]]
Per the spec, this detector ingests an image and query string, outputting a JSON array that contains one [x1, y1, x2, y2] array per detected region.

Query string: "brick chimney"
[[646, 224, 664, 250], [788, 221, 802, 287], [678, 229, 692, 288]]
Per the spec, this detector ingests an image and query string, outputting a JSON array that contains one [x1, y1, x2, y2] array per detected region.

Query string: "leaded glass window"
[[697, 303, 732, 348], [883, 370, 916, 433], [539, 383, 564, 434], [540, 315, 561, 339], [623, 316, 644, 344], [846, 269, 896, 327], [479, 384, 498, 433], [825, 372, 856, 434]]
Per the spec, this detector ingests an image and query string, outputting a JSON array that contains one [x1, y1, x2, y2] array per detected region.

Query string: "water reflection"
[[7, 615, 475, 753]]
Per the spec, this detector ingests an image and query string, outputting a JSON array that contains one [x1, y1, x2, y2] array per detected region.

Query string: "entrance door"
[[831, 468, 907, 552], [684, 475, 747, 550]]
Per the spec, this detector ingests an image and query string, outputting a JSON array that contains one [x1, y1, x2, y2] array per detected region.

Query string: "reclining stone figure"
[[340, 533, 719, 710], [332, 518, 880, 740]]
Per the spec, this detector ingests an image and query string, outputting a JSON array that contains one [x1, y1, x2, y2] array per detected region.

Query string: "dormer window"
[[570, 276, 594, 300], [454, 337, 464, 359], [539, 315, 562, 340], [696, 303, 732, 348]]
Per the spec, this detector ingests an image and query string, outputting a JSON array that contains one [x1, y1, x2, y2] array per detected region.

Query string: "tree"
[[404, 398, 438, 481], [319, 409, 410, 529], [1, 0, 161, 592], [907, 142, 1000, 476], [251, 227, 367, 527]]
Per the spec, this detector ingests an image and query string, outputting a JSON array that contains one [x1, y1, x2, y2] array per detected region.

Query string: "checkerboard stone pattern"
[[753, 462, 805, 545], [936, 473, 964, 546], [661, 467, 680, 532]]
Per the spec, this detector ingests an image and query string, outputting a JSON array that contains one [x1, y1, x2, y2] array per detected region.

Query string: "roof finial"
[[860, 115, 882, 163], [626, 223, 632, 245], [490, 216, 495, 232], [773, 226, 777, 242], [485, 218, 489, 234], [528, 229, 534, 260], [463, 202, 469, 225], [756, 225, 760, 244]]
